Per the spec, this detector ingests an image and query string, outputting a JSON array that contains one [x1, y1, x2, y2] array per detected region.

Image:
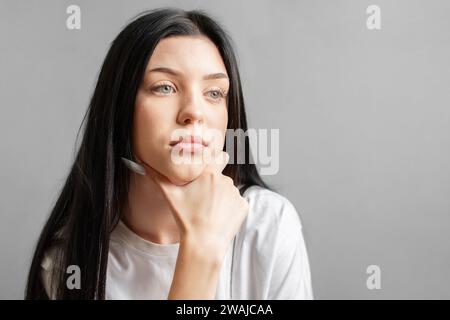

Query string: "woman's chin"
[[165, 165, 205, 185]]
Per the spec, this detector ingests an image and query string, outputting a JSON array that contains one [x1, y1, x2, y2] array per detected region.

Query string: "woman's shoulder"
[[233, 185, 313, 299], [237, 185, 304, 247], [241, 185, 303, 228], [40, 243, 63, 299]]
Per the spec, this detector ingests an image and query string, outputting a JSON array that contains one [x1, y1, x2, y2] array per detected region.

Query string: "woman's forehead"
[[146, 35, 228, 79]]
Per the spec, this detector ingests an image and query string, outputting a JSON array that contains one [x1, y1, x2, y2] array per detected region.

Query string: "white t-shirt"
[[41, 185, 314, 299]]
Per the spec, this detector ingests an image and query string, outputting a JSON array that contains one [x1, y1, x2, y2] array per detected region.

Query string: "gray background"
[[1, 0, 449, 299]]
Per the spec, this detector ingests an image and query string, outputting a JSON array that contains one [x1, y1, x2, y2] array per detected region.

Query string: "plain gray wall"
[[1, 0, 449, 299]]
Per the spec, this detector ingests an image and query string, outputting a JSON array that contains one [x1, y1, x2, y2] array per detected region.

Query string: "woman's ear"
[[121, 157, 146, 175]]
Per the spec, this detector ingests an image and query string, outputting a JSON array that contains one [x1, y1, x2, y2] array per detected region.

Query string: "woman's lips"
[[170, 136, 208, 152], [169, 135, 209, 149], [174, 141, 206, 152]]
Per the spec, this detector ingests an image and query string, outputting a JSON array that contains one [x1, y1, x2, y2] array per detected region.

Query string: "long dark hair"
[[25, 7, 270, 299]]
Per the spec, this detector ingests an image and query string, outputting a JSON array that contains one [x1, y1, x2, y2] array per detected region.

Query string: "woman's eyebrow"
[[147, 67, 228, 81]]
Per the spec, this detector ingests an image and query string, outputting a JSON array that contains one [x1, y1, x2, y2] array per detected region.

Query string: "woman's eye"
[[152, 84, 175, 95], [207, 90, 226, 100]]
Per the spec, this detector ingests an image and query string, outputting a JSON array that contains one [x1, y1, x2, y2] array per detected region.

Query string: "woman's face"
[[133, 35, 229, 185]]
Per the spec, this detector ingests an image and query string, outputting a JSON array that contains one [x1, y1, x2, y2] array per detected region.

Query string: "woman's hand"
[[140, 150, 249, 260], [139, 151, 249, 299]]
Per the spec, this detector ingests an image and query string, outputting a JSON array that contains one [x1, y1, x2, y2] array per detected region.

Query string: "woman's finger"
[[203, 150, 229, 176]]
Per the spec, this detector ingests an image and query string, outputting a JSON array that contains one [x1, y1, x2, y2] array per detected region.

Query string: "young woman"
[[25, 7, 313, 300]]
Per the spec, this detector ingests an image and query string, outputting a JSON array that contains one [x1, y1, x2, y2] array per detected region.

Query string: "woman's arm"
[[168, 235, 225, 299], [140, 151, 249, 300]]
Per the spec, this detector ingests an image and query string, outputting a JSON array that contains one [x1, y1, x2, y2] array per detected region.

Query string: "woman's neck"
[[122, 172, 180, 245]]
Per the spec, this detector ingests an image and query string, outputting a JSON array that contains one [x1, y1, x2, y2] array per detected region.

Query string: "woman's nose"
[[177, 91, 204, 125]]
